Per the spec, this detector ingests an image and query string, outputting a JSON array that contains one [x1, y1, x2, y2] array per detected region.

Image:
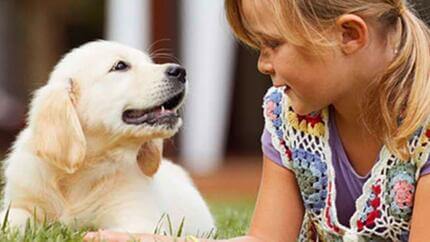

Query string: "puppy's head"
[[60, 40, 186, 138], [29, 40, 186, 173]]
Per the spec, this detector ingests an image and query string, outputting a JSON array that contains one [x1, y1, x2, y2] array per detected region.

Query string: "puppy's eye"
[[110, 61, 129, 72]]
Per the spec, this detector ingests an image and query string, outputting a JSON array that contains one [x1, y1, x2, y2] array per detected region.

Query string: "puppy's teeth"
[[161, 106, 165, 112]]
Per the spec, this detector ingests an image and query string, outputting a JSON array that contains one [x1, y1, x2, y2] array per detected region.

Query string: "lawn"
[[0, 199, 255, 241], [208, 199, 254, 239]]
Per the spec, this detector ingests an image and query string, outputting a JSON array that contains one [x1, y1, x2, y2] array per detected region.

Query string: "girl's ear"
[[336, 14, 369, 55], [137, 139, 163, 177], [30, 80, 86, 174]]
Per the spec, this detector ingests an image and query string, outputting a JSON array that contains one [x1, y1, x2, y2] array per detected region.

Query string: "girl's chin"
[[289, 100, 320, 116], [286, 91, 323, 115], [291, 107, 314, 116]]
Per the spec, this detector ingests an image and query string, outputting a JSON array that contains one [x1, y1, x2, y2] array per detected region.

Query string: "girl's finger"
[[83, 231, 101, 241]]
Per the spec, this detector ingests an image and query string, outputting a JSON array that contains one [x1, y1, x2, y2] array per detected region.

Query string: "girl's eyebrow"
[[254, 31, 282, 39], [253, 31, 266, 36]]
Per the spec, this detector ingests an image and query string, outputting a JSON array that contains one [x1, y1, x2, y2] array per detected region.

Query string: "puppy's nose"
[[165, 65, 186, 83]]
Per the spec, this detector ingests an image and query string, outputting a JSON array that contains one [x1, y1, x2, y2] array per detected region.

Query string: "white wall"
[[180, 0, 236, 174], [105, 0, 151, 50]]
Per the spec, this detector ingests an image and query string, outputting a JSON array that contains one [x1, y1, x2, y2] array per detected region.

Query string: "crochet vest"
[[263, 87, 430, 242]]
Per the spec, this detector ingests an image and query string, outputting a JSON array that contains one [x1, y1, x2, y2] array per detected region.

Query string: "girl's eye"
[[265, 39, 281, 49], [110, 61, 130, 72], [262, 39, 283, 49]]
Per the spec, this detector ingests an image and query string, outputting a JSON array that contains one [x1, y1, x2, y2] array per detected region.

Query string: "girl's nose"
[[257, 51, 274, 75]]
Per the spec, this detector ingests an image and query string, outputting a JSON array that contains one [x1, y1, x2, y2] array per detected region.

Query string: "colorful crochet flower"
[[386, 163, 416, 220], [264, 89, 284, 139], [393, 180, 414, 208], [292, 148, 328, 214], [266, 89, 282, 103], [265, 100, 277, 121], [287, 110, 326, 137]]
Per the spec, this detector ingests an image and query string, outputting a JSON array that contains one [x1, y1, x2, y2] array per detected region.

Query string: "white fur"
[[0, 40, 215, 235]]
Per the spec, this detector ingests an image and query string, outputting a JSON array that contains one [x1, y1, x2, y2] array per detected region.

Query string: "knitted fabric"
[[263, 86, 430, 242]]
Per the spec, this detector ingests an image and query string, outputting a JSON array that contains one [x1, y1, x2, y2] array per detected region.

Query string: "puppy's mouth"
[[122, 92, 185, 126]]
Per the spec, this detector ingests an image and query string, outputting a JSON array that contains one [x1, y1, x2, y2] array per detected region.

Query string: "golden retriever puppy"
[[0, 40, 215, 235]]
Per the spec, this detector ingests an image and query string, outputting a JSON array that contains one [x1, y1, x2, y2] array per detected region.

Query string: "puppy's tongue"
[[144, 108, 177, 124]]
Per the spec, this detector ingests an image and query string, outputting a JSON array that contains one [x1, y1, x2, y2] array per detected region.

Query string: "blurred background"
[[0, 0, 429, 201]]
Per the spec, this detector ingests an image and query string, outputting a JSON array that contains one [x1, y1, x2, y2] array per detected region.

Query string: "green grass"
[[0, 219, 88, 242], [0, 199, 255, 241], [209, 199, 254, 239]]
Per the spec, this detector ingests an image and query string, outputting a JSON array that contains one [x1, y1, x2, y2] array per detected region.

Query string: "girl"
[[85, 0, 430, 241]]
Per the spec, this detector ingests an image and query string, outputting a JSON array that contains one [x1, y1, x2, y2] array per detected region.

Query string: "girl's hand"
[[84, 230, 199, 242], [84, 230, 152, 242]]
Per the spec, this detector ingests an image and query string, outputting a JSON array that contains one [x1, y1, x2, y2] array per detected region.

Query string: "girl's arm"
[[85, 155, 304, 242], [409, 174, 430, 241], [245, 155, 304, 242]]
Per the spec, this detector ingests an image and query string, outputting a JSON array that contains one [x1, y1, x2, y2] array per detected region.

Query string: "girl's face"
[[241, 0, 367, 115]]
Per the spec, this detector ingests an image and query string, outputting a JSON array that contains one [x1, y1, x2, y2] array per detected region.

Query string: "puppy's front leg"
[[0, 208, 32, 231]]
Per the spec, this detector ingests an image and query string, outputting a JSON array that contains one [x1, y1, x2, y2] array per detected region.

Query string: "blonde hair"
[[225, 0, 430, 160]]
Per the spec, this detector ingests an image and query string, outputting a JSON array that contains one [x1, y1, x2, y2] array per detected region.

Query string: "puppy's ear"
[[137, 139, 163, 177], [30, 80, 86, 174]]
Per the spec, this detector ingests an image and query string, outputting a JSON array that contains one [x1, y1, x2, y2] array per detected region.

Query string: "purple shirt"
[[261, 108, 430, 227]]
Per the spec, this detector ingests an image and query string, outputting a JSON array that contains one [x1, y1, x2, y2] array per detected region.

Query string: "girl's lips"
[[270, 79, 290, 91]]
